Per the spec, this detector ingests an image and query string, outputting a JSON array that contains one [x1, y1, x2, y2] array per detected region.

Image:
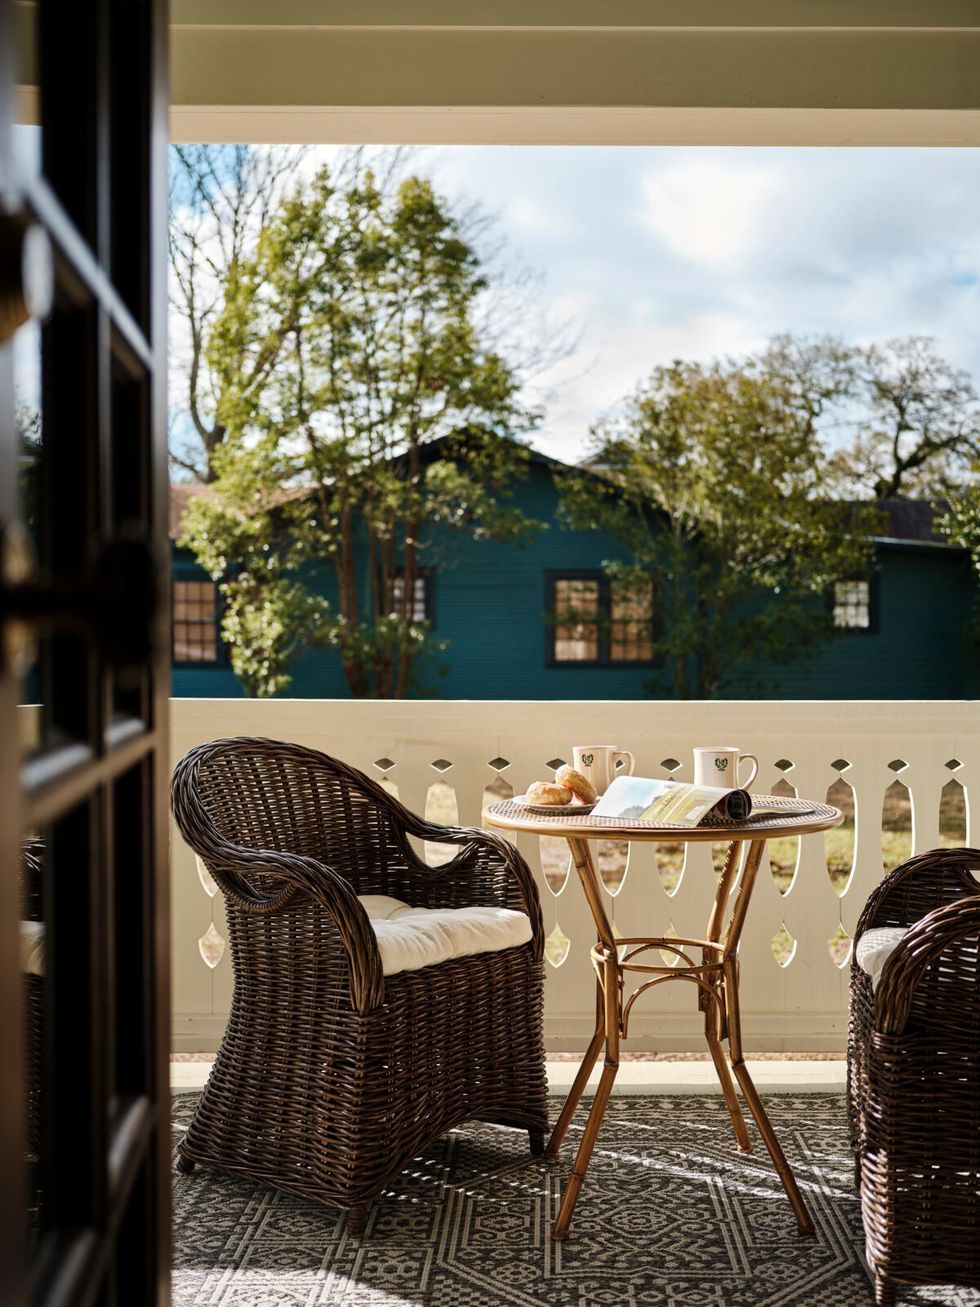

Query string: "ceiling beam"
[[169, 3, 980, 144]]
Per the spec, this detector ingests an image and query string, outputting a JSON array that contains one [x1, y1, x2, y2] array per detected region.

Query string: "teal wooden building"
[[170, 455, 978, 701]]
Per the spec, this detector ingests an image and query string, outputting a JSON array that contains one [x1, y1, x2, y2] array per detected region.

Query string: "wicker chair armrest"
[[854, 847, 980, 939], [875, 896, 980, 1035], [389, 813, 543, 960], [191, 838, 384, 1012]]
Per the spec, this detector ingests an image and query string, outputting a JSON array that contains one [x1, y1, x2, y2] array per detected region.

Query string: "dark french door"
[[0, 0, 171, 1302]]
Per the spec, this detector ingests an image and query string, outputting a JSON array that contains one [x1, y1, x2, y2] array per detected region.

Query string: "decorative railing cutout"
[[882, 773, 913, 872], [195, 854, 218, 899], [768, 776, 800, 894], [539, 835, 571, 896], [198, 922, 225, 969], [482, 774, 513, 826], [828, 923, 852, 969], [826, 775, 856, 897], [771, 923, 797, 968], [657, 842, 684, 896], [544, 922, 570, 968], [939, 776, 967, 847], [597, 839, 629, 895], [425, 781, 458, 866]]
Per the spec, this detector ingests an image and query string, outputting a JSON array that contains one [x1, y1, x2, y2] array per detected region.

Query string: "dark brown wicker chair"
[[848, 847, 980, 1306], [171, 736, 548, 1236]]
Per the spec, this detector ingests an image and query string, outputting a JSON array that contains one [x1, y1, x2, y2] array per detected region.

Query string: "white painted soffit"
[[169, 1, 980, 145]]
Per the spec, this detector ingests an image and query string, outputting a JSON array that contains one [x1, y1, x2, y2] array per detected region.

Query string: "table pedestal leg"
[[705, 1021, 752, 1153], [729, 1060, 814, 1235], [553, 949, 619, 1241], [722, 849, 815, 1236], [545, 832, 815, 1241], [703, 842, 753, 1153], [546, 1019, 604, 1159]]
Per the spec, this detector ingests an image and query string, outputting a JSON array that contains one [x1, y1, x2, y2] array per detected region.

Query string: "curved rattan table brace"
[[487, 796, 842, 1242]]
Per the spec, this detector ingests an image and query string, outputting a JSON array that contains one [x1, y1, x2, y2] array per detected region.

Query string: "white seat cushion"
[[357, 894, 532, 977], [855, 926, 910, 991]]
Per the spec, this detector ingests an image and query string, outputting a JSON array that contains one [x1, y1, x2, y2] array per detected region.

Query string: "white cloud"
[[170, 144, 980, 467], [641, 157, 783, 266]]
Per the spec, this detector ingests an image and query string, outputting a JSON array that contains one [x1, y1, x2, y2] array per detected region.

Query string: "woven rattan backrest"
[[189, 738, 403, 893], [862, 848, 980, 1038]]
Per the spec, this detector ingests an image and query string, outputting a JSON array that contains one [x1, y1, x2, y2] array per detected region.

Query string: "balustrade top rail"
[[169, 698, 978, 1053]]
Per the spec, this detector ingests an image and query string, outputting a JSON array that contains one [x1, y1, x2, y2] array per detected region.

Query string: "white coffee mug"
[[693, 746, 758, 790], [572, 744, 636, 796]]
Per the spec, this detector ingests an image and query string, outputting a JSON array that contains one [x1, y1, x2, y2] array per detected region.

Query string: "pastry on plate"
[[526, 781, 573, 806], [554, 765, 597, 804]]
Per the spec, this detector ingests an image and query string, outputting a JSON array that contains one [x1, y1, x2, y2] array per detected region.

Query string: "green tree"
[[559, 358, 880, 699], [825, 337, 980, 499], [180, 162, 541, 698], [169, 144, 309, 481], [939, 475, 980, 571]]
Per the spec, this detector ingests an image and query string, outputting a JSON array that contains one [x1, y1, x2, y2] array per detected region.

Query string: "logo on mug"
[[582, 753, 594, 767], [714, 758, 728, 771]]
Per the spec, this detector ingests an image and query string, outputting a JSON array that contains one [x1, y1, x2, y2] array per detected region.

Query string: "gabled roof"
[[169, 465, 956, 549], [169, 481, 217, 539], [169, 480, 309, 540], [875, 499, 948, 545]]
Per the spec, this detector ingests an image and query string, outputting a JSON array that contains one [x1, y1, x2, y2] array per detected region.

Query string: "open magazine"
[[591, 775, 813, 828]]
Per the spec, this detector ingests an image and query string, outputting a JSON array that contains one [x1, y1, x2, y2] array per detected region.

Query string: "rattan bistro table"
[[486, 795, 843, 1241]]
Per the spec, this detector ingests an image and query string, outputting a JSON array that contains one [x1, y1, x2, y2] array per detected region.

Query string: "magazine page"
[[591, 775, 751, 827]]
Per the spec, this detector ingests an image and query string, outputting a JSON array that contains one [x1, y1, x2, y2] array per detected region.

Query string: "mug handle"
[[738, 753, 759, 790], [614, 751, 635, 777]]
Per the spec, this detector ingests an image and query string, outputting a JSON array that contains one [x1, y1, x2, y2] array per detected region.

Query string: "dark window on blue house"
[[172, 578, 222, 664], [390, 570, 434, 624], [832, 578, 876, 632], [547, 571, 655, 665]]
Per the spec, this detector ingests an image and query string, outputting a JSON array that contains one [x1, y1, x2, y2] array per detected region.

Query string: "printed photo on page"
[[592, 775, 752, 826]]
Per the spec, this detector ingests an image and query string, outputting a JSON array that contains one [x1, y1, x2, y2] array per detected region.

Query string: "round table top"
[[485, 793, 843, 843]]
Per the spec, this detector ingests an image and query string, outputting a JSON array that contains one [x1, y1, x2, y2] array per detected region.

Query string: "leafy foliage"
[[178, 160, 541, 697], [558, 358, 881, 698]]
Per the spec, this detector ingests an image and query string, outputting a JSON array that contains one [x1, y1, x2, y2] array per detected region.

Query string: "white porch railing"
[[170, 698, 977, 1053]]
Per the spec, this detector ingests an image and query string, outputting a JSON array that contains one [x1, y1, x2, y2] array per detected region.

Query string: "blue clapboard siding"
[[170, 461, 979, 701]]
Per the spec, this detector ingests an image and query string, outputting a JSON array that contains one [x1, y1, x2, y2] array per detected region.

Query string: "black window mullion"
[[112, 762, 152, 1099], [41, 798, 109, 1237], [598, 575, 612, 664]]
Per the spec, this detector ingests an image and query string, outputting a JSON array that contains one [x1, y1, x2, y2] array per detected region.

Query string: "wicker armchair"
[[848, 847, 980, 1306], [171, 736, 548, 1236]]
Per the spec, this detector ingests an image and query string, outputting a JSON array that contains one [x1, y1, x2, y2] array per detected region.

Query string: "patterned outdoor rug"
[[172, 1092, 978, 1307]]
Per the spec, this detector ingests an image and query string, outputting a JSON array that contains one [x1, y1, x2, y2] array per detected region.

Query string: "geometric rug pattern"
[[172, 1093, 979, 1307]]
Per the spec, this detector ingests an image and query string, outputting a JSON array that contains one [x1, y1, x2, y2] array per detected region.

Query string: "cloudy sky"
[[393, 146, 980, 463]]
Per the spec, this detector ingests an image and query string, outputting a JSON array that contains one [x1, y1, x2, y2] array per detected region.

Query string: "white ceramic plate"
[[513, 794, 597, 816]]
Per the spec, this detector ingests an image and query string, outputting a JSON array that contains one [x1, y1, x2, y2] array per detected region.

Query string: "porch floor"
[[171, 1090, 976, 1307]]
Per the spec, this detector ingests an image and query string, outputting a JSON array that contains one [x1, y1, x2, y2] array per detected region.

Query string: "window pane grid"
[[610, 583, 654, 661], [834, 580, 871, 630], [391, 575, 428, 622], [553, 579, 601, 661], [172, 580, 219, 663]]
